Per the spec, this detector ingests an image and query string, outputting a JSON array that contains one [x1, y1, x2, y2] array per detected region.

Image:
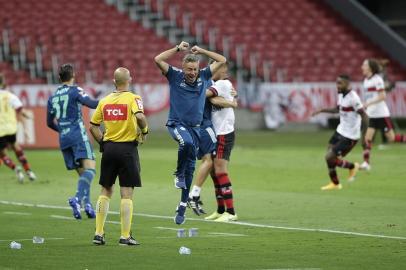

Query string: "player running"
[[312, 74, 368, 190], [360, 59, 406, 171], [0, 74, 36, 182], [154, 41, 226, 225], [47, 64, 98, 219]]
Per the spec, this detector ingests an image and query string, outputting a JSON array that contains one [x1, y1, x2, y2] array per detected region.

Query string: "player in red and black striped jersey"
[[313, 75, 368, 190]]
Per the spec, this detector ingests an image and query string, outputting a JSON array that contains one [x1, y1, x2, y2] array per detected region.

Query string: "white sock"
[[189, 185, 201, 198]]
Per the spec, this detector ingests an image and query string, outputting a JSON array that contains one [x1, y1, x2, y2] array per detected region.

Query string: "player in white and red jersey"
[[204, 63, 238, 221], [313, 75, 369, 190], [360, 59, 406, 171]]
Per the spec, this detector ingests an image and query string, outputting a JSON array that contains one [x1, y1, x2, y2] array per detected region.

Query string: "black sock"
[[226, 208, 235, 215], [217, 206, 225, 214]]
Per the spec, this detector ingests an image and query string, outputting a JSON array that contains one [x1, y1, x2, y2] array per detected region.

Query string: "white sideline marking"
[[0, 237, 64, 242], [50, 215, 120, 225], [1, 200, 406, 241], [208, 232, 247, 237], [3, 211, 32, 216], [257, 268, 322, 270], [50, 215, 72, 220], [154, 226, 179, 231]]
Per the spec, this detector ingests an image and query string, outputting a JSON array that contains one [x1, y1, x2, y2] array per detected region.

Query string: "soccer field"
[[0, 131, 405, 270]]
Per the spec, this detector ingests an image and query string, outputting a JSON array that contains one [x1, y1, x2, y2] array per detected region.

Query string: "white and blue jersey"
[[166, 65, 212, 127], [47, 85, 98, 150]]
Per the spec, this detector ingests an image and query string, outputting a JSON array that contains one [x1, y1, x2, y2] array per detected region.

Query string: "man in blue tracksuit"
[[154, 41, 226, 224]]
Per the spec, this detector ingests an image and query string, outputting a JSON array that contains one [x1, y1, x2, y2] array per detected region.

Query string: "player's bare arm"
[[358, 108, 369, 134], [154, 41, 190, 75], [312, 106, 339, 116], [210, 96, 238, 108], [135, 112, 148, 142], [364, 91, 386, 108], [89, 124, 103, 144], [190, 46, 226, 74]]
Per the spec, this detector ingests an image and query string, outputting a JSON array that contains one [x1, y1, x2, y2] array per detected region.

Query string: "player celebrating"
[[0, 74, 36, 182], [47, 64, 98, 219], [154, 41, 226, 224], [90, 67, 148, 246], [188, 63, 238, 220], [313, 74, 368, 190], [360, 59, 406, 171], [204, 63, 238, 221]]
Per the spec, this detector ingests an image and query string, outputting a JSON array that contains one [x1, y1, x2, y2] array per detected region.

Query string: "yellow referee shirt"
[[90, 91, 144, 142]]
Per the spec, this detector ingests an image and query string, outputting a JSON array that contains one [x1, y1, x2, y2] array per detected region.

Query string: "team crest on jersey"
[[103, 104, 128, 121], [135, 98, 144, 110]]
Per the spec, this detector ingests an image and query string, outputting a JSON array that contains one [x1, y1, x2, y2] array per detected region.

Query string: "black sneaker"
[[187, 198, 201, 216], [93, 234, 105, 245], [119, 235, 140, 246], [197, 199, 206, 214]]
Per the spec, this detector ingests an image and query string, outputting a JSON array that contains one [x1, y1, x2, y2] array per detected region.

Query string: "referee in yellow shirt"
[[89, 67, 148, 246]]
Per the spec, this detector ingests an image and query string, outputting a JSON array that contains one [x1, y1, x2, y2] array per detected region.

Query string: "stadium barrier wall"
[[8, 82, 406, 148]]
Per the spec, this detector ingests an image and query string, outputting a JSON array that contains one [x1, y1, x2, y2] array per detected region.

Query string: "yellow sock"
[[120, 199, 133, 238], [95, 195, 110, 236]]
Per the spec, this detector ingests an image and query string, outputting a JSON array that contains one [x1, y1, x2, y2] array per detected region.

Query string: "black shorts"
[[0, 134, 16, 150], [368, 117, 394, 133], [215, 131, 235, 161], [99, 141, 141, 188], [328, 131, 358, 157]]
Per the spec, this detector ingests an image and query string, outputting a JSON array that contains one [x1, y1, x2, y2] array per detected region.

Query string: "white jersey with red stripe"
[[363, 74, 390, 118], [210, 79, 235, 135], [336, 90, 363, 140]]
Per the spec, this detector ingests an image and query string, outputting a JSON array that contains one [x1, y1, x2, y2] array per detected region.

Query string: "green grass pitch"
[[0, 131, 405, 269]]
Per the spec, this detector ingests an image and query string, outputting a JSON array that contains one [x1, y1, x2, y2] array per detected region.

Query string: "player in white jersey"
[[204, 63, 238, 221], [0, 74, 36, 182], [313, 75, 369, 190], [360, 59, 406, 171]]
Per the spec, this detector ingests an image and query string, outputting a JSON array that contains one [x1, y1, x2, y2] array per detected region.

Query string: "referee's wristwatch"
[[141, 127, 149, 135]]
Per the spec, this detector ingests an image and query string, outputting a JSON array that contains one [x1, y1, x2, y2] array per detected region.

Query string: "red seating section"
[[0, 0, 174, 84], [151, 0, 406, 82], [0, 62, 45, 84]]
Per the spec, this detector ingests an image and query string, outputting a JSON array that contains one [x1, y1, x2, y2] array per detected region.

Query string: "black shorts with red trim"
[[215, 131, 235, 161], [368, 117, 394, 133], [328, 131, 358, 157], [0, 133, 16, 150], [99, 141, 141, 188]]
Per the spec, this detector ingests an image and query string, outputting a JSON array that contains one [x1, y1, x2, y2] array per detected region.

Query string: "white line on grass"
[[0, 237, 65, 242], [50, 214, 120, 225], [2, 200, 406, 241], [208, 232, 247, 237], [3, 211, 32, 216], [154, 226, 180, 231]]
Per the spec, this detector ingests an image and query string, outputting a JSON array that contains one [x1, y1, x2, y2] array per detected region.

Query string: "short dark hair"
[[338, 74, 350, 81], [59, 64, 74, 82], [367, 59, 381, 75]]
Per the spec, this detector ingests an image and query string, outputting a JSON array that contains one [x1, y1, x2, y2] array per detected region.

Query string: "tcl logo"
[[103, 104, 128, 121]]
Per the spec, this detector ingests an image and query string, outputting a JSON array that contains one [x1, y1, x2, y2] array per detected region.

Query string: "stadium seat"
[[153, 0, 406, 82]]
